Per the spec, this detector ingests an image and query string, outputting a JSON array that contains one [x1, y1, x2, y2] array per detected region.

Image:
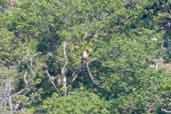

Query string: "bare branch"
[[2, 79, 14, 114], [12, 89, 26, 97], [71, 58, 99, 84], [61, 41, 68, 96], [61, 42, 68, 75], [83, 31, 98, 41], [12, 71, 30, 97], [86, 62, 100, 86], [71, 72, 79, 82], [8, 82, 13, 114], [29, 52, 42, 77], [161, 108, 171, 113], [23, 72, 28, 87], [45, 70, 58, 90], [86, 58, 104, 88]]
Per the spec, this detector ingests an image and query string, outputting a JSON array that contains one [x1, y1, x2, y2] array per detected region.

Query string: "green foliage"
[[0, 0, 171, 114], [43, 91, 111, 114]]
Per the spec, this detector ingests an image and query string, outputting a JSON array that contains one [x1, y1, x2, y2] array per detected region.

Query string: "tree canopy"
[[0, 0, 171, 114]]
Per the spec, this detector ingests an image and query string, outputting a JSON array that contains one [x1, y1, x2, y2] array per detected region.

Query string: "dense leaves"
[[43, 91, 110, 114], [0, 0, 171, 114]]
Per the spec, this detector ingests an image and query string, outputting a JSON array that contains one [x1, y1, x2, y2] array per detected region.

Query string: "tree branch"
[[86, 62, 100, 86], [12, 72, 29, 97], [45, 70, 58, 90], [61, 41, 68, 96], [86, 58, 104, 88], [161, 108, 171, 113], [71, 71, 79, 82], [29, 52, 42, 77]]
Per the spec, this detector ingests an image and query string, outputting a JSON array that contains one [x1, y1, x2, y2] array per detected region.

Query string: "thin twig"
[[12, 89, 26, 97], [71, 71, 79, 82]]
